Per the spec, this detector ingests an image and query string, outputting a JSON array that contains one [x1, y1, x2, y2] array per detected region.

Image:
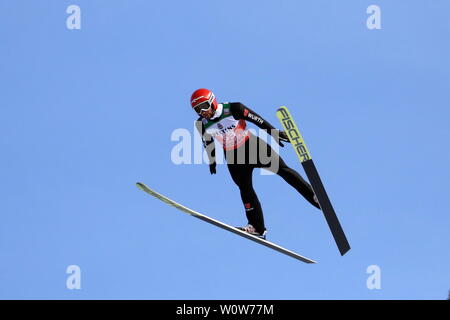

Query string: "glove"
[[209, 163, 217, 175], [277, 130, 290, 147]]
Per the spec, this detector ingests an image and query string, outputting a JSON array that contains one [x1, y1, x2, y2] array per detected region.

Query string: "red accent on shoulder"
[[244, 203, 251, 209]]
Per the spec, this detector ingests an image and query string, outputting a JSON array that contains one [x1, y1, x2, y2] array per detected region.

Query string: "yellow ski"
[[276, 106, 351, 256]]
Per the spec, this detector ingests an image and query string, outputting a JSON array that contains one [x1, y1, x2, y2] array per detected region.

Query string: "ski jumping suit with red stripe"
[[196, 102, 320, 234]]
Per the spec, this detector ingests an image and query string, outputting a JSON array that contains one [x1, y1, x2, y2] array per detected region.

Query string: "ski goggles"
[[192, 92, 215, 114], [193, 101, 212, 114]]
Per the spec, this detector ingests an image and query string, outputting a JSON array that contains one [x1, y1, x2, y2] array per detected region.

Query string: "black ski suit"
[[196, 102, 320, 234]]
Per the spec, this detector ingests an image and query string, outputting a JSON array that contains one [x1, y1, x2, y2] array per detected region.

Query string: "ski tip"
[[136, 182, 146, 190]]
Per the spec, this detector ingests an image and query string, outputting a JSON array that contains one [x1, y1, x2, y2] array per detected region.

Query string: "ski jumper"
[[196, 102, 320, 234]]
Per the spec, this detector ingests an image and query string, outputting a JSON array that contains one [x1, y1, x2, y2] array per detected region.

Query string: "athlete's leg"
[[255, 137, 320, 209], [275, 158, 320, 209], [227, 162, 266, 234]]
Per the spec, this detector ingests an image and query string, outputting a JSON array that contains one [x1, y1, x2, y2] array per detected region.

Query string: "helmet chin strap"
[[210, 103, 223, 120]]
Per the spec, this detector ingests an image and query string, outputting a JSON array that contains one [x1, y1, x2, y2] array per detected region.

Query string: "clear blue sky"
[[1, 0, 449, 299]]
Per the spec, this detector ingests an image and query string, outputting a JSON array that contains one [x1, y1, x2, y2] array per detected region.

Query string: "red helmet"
[[190, 88, 218, 114]]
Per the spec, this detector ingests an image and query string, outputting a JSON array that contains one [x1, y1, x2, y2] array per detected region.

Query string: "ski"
[[136, 182, 317, 264], [276, 106, 351, 256]]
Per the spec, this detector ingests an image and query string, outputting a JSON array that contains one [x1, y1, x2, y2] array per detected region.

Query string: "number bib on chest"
[[203, 103, 250, 150]]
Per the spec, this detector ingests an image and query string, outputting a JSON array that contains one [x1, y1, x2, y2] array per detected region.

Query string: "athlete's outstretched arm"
[[195, 118, 216, 174], [229, 102, 290, 145]]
